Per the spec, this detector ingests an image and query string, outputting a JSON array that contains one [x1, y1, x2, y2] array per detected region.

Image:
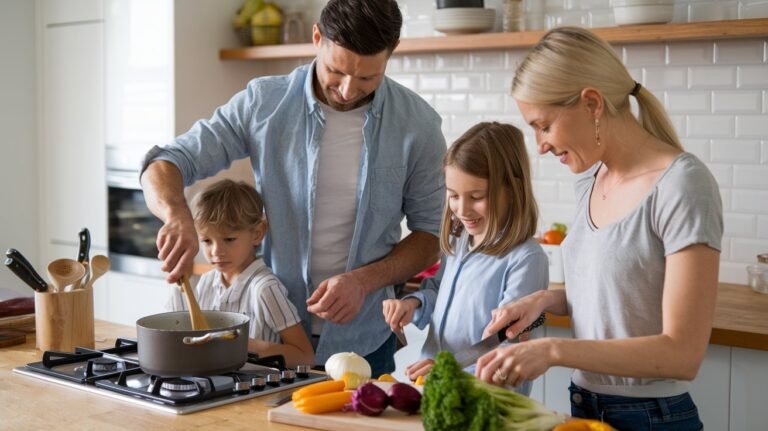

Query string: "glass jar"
[[502, 0, 524, 32], [282, 11, 305, 44], [747, 253, 768, 294]]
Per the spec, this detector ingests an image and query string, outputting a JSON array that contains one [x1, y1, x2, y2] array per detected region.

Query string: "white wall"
[[0, 0, 40, 297]]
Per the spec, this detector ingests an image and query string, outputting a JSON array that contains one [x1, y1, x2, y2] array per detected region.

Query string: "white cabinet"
[[42, 0, 103, 25], [690, 345, 731, 431], [105, 272, 175, 326], [730, 347, 768, 431], [41, 22, 107, 257]]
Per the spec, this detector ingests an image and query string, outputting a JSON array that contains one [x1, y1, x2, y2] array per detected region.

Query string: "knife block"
[[34, 288, 95, 351]]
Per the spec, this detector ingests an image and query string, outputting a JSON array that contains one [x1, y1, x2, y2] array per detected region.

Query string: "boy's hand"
[[382, 298, 420, 332], [405, 358, 434, 381], [306, 272, 366, 324]]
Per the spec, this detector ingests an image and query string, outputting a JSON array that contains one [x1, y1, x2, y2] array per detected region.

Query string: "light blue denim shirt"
[[405, 233, 549, 394], [142, 62, 446, 362]]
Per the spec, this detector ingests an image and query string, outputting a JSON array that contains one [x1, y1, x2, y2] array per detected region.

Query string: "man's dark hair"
[[318, 0, 402, 55]]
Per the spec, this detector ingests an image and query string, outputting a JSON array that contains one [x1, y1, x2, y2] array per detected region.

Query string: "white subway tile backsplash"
[[690, 1, 738, 22], [435, 54, 468, 71], [538, 158, 575, 180], [739, 2, 768, 19], [557, 181, 576, 202], [733, 190, 768, 212], [487, 71, 513, 93], [763, 141, 768, 163], [419, 74, 451, 92], [644, 67, 688, 89], [451, 73, 486, 92], [708, 163, 734, 187], [434, 94, 467, 113], [733, 165, 768, 187], [386, 56, 402, 73], [450, 114, 483, 136], [469, 51, 506, 70], [402, 54, 435, 72], [731, 238, 768, 262], [711, 139, 761, 163], [682, 138, 711, 161], [417, 93, 435, 106], [390, 74, 417, 90], [533, 180, 559, 202], [468, 93, 505, 113], [669, 114, 688, 137], [721, 188, 732, 211], [738, 65, 768, 88], [724, 213, 757, 236], [715, 39, 765, 64], [736, 114, 768, 137], [713, 90, 762, 113], [689, 66, 738, 88], [758, 215, 768, 239], [624, 44, 666, 67], [687, 115, 735, 137], [666, 91, 711, 113], [668, 42, 715, 65]]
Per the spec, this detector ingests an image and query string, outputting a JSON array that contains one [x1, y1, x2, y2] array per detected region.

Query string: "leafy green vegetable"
[[421, 351, 565, 431]]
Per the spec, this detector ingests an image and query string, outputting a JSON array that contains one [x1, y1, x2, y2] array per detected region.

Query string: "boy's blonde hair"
[[512, 26, 682, 150], [192, 179, 265, 231], [440, 122, 538, 256]]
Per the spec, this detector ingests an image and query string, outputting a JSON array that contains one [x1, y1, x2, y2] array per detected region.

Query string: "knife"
[[454, 313, 546, 368], [265, 391, 295, 407], [4, 256, 49, 292], [75, 228, 91, 289]]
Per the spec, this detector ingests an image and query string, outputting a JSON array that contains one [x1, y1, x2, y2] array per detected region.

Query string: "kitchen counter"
[[0, 321, 310, 430], [545, 282, 768, 351]]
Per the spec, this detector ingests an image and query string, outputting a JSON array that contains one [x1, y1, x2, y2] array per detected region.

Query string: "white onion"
[[324, 352, 372, 381]]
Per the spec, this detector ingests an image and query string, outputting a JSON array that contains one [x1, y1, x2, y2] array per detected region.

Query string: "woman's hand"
[[483, 290, 557, 340], [405, 359, 434, 381], [475, 339, 555, 387], [382, 298, 420, 332]]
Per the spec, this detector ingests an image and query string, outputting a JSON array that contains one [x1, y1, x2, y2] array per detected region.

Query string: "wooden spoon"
[[177, 274, 210, 330], [85, 255, 110, 289], [47, 258, 86, 293]]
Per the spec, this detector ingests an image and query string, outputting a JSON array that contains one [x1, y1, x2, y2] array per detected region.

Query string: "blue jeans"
[[569, 383, 703, 431], [364, 333, 396, 378]]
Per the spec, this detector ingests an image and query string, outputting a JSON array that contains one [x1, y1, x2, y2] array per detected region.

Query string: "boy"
[[168, 179, 314, 367]]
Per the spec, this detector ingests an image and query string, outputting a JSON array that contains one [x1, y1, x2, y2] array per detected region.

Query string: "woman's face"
[[445, 165, 492, 245], [516, 99, 597, 173]]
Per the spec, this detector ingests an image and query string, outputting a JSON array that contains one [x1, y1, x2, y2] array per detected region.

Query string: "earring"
[[595, 118, 601, 146]]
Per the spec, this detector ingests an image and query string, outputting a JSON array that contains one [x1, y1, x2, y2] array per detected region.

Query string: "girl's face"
[[445, 165, 492, 245], [197, 224, 263, 286], [516, 99, 597, 174]]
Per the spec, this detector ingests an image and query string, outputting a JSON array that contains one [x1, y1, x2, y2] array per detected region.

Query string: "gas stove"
[[13, 338, 327, 414]]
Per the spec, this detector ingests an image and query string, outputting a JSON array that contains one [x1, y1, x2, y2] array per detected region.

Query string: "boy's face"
[[197, 224, 265, 285]]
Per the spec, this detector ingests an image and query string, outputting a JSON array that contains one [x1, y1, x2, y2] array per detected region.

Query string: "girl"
[[382, 121, 548, 395], [476, 27, 722, 431]]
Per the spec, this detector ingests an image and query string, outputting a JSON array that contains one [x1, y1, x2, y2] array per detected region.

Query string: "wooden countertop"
[[545, 282, 768, 351], [0, 321, 310, 430]]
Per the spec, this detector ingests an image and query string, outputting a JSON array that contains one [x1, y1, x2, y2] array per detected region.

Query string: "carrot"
[[291, 379, 346, 402], [294, 391, 353, 414]]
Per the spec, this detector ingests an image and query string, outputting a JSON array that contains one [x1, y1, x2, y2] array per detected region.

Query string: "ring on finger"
[[493, 368, 508, 382]]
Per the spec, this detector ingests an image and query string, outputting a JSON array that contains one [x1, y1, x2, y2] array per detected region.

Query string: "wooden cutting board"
[[268, 403, 425, 431]]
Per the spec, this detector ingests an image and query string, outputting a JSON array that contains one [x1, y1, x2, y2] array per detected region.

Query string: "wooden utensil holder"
[[34, 288, 94, 351]]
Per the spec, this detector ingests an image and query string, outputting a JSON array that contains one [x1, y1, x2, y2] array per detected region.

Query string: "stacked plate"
[[434, 8, 496, 35]]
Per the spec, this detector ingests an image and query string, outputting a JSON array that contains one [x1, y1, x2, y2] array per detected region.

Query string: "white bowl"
[[613, 0, 674, 25], [434, 7, 495, 35]]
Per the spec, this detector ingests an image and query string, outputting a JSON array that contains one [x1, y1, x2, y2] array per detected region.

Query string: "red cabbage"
[[351, 382, 389, 416], [387, 383, 422, 414]]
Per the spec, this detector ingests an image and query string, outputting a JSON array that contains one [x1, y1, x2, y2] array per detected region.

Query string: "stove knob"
[[266, 373, 281, 387], [234, 381, 251, 394], [281, 369, 296, 383], [251, 377, 266, 391], [295, 365, 311, 378]]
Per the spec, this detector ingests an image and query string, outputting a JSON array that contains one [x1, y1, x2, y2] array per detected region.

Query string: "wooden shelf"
[[220, 17, 768, 61]]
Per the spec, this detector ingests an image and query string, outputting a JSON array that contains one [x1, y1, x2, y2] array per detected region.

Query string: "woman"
[[475, 27, 722, 431]]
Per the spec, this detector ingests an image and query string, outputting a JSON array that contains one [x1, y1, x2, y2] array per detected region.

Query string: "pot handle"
[[183, 329, 240, 345]]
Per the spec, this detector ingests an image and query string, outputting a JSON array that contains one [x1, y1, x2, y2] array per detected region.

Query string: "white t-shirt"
[[309, 102, 367, 334], [167, 258, 302, 343]]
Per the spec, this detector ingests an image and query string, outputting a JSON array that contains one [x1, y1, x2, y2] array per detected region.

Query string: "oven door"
[[107, 170, 164, 277]]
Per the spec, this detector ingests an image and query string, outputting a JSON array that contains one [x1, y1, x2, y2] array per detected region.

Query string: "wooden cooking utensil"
[[47, 258, 86, 293], [177, 274, 210, 330], [85, 255, 110, 289]]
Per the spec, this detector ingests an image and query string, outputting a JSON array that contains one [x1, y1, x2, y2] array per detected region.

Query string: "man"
[[140, 0, 445, 376]]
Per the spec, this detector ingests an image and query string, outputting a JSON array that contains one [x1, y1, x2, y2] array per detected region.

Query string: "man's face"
[[312, 25, 390, 111]]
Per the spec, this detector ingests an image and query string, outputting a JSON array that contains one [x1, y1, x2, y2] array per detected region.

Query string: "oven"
[[106, 148, 164, 277]]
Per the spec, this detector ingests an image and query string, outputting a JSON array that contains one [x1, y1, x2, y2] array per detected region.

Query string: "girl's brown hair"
[[192, 180, 265, 231], [440, 122, 538, 256]]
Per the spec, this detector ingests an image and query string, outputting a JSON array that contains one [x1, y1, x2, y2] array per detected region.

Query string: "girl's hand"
[[405, 359, 434, 381], [475, 339, 553, 387], [382, 298, 420, 332], [483, 291, 549, 340]]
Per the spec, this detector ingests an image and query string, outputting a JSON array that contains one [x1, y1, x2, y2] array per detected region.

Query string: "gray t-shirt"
[[562, 152, 723, 398]]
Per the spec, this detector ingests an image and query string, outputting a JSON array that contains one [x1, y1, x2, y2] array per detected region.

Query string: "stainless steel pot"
[[136, 310, 249, 376]]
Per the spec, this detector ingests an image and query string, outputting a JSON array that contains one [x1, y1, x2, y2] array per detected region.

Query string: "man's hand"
[[156, 213, 198, 284], [306, 272, 368, 324]]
